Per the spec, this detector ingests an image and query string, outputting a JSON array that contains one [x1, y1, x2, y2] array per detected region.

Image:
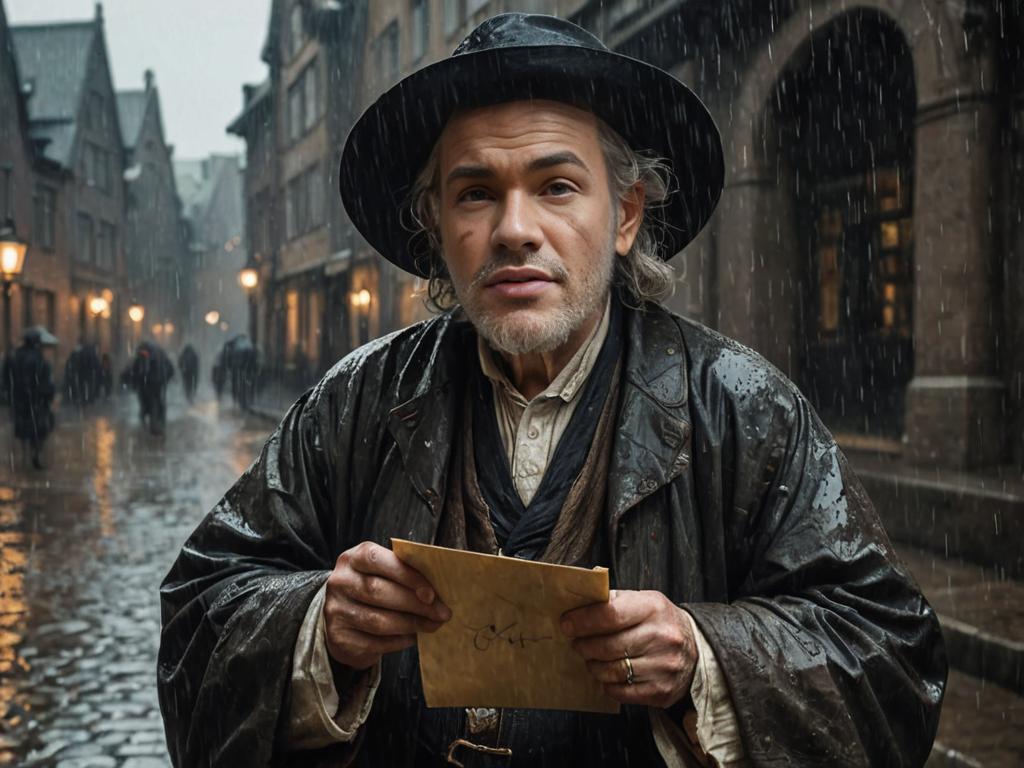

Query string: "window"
[[443, 0, 461, 36], [96, 222, 116, 269], [285, 289, 300, 360], [287, 58, 321, 143], [285, 165, 323, 240], [289, 3, 305, 58], [303, 61, 319, 132], [87, 91, 105, 130], [76, 213, 94, 262], [81, 143, 111, 193], [308, 165, 324, 229], [412, 0, 429, 62], [33, 185, 56, 249], [378, 21, 400, 86]]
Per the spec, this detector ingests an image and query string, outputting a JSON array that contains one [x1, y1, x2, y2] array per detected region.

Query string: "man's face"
[[435, 100, 641, 355]]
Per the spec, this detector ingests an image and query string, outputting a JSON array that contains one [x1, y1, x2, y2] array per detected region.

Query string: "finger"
[[326, 626, 416, 667], [571, 623, 655, 662], [561, 591, 650, 638], [347, 542, 441, 606], [585, 654, 660, 686], [341, 571, 451, 622], [327, 597, 445, 637]]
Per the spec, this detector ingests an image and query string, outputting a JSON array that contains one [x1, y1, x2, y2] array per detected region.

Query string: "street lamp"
[[88, 295, 111, 318], [350, 288, 372, 346], [239, 267, 259, 291], [128, 303, 145, 324], [0, 165, 27, 350], [204, 310, 220, 326], [238, 266, 259, 343]]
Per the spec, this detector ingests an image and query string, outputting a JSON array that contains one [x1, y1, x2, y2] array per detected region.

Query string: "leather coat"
[[158, 302, 946, 767]]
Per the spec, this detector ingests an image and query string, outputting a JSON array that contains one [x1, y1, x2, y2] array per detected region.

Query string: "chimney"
[[243, 84, 254, 104], [145, 69, 155, 92], [95, 3, 103, 24]]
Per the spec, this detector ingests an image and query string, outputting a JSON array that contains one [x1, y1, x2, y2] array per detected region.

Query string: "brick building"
[[0, 1, 72, 371], [175, 154, 247, 365], [117, 70, 191, 354], [11, 4, 128, 367]]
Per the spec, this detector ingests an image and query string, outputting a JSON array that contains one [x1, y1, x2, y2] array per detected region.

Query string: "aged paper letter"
[[392, 539, 618, 713]]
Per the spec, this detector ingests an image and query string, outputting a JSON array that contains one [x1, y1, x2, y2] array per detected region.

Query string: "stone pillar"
[[904, 97, 1005, 469], [714, 165, 799, 378]]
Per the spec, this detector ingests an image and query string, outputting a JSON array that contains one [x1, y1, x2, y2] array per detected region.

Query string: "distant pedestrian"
[[3, 326, 57, 469], [178, 344, 199, 402], [121, 341, 175, 435]]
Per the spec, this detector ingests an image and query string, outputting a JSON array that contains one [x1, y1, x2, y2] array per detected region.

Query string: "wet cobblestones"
[[0, 393, 269, 766]]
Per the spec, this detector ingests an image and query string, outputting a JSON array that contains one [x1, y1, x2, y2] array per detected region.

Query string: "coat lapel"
[[608, 305, 693, 529]]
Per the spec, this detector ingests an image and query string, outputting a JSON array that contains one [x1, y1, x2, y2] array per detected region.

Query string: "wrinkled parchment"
[[392, 539, 618, 713]]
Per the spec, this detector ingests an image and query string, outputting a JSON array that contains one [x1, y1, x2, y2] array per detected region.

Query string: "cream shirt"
[[285, 302, 747, 766]]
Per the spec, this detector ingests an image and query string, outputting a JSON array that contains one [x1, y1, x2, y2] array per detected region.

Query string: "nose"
[[490, 190, 543, 255]]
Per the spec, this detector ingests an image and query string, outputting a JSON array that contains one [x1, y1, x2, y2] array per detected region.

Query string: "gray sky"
[[6, 0, 272, 160]]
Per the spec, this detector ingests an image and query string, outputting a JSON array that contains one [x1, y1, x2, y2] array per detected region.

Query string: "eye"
[[544, 181, 576, 197], [457, 188, 491, 203]]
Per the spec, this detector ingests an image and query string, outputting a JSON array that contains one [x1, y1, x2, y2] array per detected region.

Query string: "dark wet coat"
[[3, 342, 55, 443], [158, 303, 946, 767]]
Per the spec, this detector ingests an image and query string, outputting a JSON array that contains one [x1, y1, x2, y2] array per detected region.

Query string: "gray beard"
[[454, 247, 615, 357]]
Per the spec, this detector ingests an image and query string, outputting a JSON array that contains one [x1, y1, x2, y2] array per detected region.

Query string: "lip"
[[484, 267, 555, 287]]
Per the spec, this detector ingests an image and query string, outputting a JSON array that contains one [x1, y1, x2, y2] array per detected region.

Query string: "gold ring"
[[623, 652, 635, 685]]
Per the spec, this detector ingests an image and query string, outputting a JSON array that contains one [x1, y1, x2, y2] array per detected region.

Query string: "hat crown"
[[453, 13, 607, 57]]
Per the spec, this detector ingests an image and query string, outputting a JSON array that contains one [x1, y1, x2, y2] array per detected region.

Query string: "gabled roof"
[[0, 1, 33, 157], [226, 77, 271, 136], [11, 20, 96, 166], [116, 90, 148, 149]]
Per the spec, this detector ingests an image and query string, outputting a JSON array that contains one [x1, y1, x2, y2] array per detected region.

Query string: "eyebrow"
[[444, 151, 590, 186]]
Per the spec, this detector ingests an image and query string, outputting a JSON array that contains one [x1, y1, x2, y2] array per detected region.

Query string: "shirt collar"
[[477, 297, 612, 406]]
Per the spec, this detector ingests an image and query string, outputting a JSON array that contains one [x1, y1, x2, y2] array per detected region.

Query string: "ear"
[[614, 182, 645, 256]]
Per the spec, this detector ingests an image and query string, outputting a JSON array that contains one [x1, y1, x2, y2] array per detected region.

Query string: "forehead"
[[437, 100, 602, 167]]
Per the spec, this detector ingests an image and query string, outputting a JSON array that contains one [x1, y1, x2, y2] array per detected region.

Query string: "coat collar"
[[386, 301, 692, 523]]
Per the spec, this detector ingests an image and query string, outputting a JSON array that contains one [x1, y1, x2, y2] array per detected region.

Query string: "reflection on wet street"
[[0, 389, 271, 766]]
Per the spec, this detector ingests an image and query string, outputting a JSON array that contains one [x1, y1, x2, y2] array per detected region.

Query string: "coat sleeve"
[[157, 383, 347, 767], [685, 364, 946, 767]]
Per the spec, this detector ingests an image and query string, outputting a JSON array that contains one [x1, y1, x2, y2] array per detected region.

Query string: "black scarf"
[[472, 296, 623, 560]]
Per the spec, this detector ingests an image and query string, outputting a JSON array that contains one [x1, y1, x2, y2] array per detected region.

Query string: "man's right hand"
[[324, 541, 451, 670]]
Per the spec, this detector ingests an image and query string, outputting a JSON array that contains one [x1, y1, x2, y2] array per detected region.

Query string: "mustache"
[[469, 252, 569, 290]]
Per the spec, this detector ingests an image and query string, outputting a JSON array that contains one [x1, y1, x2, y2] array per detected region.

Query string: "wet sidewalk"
[[0, 391, 270, 766]]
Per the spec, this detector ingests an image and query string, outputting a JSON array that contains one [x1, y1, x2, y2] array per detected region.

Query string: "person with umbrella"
[[3, 326, 57, 469]]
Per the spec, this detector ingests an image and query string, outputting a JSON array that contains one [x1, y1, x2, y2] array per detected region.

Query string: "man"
[[122, 341, 175, 435], [3, 326, 56, 470], [158, 14, 945, 767], [178, 343, 200, 403]]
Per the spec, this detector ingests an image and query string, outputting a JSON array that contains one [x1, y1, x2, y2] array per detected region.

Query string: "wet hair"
[[407, 115, 677, 311]]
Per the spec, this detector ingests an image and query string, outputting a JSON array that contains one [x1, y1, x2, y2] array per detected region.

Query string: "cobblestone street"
[[0, 388, 272, 767]]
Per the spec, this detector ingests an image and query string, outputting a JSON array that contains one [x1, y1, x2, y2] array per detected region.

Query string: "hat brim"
[[339, 44, 724, 278]]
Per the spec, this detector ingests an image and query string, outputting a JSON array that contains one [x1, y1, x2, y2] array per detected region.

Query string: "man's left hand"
[[561, 590, 698, 708]]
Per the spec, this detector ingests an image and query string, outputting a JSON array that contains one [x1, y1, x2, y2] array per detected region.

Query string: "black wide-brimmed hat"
[[339, 13, 724, 278]]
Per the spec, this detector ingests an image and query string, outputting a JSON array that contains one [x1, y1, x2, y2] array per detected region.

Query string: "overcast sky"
[[6, 0, 272, 160]]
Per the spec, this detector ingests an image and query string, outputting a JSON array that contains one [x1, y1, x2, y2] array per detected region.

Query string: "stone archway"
[[768, 11, 917, 440], [715, 0, 1004, 466]]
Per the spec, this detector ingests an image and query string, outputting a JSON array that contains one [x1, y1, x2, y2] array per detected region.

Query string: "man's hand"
[[324, 541, 451, 670], [561, 590, 698, 708]]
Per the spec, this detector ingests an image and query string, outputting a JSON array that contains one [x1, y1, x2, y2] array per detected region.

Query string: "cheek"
[[440, 218, 485, 285]]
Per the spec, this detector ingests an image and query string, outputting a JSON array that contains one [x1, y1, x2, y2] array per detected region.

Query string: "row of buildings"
[[230, 0, 1024, 479], [0, 1, 248, 378]]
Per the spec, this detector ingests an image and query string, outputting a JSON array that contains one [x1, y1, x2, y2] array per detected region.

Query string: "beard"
[[450, 237, 616, 357]]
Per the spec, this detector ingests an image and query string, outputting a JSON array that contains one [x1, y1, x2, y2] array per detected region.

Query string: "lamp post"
[[0, 165, 28, 351], [128, 302, 144, 348], [350, 287, 372, 346], [238, 266, 259, 343]]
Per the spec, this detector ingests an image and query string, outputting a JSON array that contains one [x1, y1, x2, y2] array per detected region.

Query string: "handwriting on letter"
[[470, 622, 553, 652]]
